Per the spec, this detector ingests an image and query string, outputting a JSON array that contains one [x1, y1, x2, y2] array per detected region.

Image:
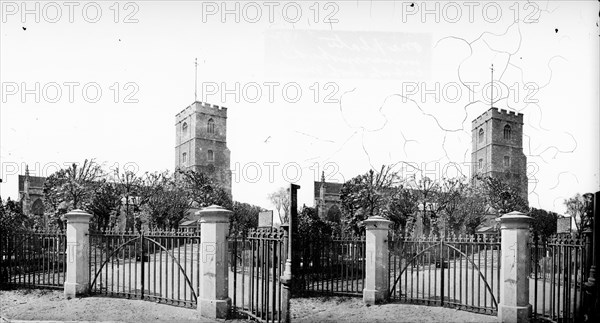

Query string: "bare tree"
[[268, 187, 290, 224], [564, 193, 592, 237], [60, 159, 104, 209]]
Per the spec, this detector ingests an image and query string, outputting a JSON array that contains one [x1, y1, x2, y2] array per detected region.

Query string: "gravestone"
[[557, 217, 572, 234], [258, 210, 273, 228]]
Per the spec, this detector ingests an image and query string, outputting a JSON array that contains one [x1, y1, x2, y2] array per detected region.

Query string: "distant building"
[[471, 107, 528, 204], [18, 165, 45, 217], [175, 101, 232, 196], [314, 172, 343, 222]]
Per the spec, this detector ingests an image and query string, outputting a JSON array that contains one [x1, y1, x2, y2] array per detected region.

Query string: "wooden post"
[[280, 183, 299, 323], [583, 191, 600, 322]]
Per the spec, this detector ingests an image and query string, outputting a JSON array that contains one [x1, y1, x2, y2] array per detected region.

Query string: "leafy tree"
[[113, 168, 142, 228], [230, 201, 262, 235], [267, 187, 290, 224], [411, 176, 440, 236], [384, 185, 417, 234], [0, 197, 32, 235], [87, 179, 121, 231], [139, 171, 189, 230], [529, 207, 558, 242], [436, 178, 469, 236], [43, 170, 69, 230], [178, 169, 232, 209], [340, 165, 399, 235], [461, 185, 488, 235], [297, 205, 333, 238], [475, 174, 528, 215]]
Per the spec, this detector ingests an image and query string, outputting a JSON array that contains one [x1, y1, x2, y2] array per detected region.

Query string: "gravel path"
[[2, 289, 498, 322], [291, 297, 499, 323], [0, 289, 217, 322]]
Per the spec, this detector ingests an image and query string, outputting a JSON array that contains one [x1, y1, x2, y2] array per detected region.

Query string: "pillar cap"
[[64, 209, 93, 223], [497, 211, 532, 229], [196, 205, 232, 223], [362, 215, 393, 230]]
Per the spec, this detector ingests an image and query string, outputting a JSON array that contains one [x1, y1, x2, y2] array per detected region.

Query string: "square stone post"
[[63, 209, 92, 298], [362, 215, 392, 305], [497, 211, 532, 323], [197, 205, 232, 319]]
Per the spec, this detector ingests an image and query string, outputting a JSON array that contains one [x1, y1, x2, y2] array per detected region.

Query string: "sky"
[[0, 0, 599, 215]]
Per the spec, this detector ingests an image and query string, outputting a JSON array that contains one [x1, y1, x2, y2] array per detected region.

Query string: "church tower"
[[175, 101, 232, 196], [471, 107, 528, 203]]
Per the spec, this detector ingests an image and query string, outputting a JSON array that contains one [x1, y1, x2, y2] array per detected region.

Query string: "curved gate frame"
[[89, 233, 198, 303], [388, 240, 498, 310]]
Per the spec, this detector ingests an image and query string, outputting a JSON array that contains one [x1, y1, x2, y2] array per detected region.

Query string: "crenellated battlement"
[[175, 101, 228, 124], [472, 107, 523, 129]]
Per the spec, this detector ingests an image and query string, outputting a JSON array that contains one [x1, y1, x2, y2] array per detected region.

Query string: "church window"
[[182, 122, 188, 134], [208, 150, 214, 161], [504, 125, 512, 140], [207, 118, 215, 134], [478, 128, 484, 143], [504, 156, 510, 167], [182, 152, 187, 164], [478, 158, 483, 169]]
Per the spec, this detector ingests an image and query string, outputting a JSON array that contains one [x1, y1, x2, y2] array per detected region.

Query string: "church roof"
[[313, 181, 343, 198], [18, 175, 46, 191]]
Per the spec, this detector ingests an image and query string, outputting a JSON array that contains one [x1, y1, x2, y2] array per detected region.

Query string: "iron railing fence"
[[296, 234, 366, 296], [530, 234, 588, 323], [388, 234, 501, 315], [0, 229, 66, 289], [228, 227, 287, 323], [88, 229, 201, 308]]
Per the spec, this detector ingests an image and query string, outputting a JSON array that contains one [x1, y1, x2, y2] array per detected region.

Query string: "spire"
[[490, 63, 494, 108], [321, 171, 325, 183], [194, 58, 198, 102], [25, 164, 30, 177]]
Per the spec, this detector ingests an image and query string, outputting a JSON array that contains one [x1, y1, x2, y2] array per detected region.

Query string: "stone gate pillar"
[[63, 209, 92, 298], [497, 211, 532, 323], [197, 205, 232, 319], [363, 215, 392, 305]]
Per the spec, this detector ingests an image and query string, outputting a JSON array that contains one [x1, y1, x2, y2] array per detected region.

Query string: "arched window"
[[504, 125, 512, 140], [503, 156, 510, 167], [182, 122, 188, 133], [326, 205, 342, 223], [32, 199, 44, 216], [478, 128, 484, 143], [478, 158, 483, 169], [207, 118, 215, 134], [182, 152, 187, 164], [207, 150, 214, 161]]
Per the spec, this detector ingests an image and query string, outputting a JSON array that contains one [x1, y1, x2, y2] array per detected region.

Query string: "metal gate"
[[530, 235, 588, 322], [0, 229, 66, 289], [88, 229, 201, 307], [388, 234, 501, 315], [229, 227, 287, 322], [296, 234, 366, 296]]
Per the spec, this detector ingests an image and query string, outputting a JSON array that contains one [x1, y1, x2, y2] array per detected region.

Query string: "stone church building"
[[471, 107, 528, 202], [314, 172, 343, 222], [18, 165, 45, 217], [174, 101, 232, 195]]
